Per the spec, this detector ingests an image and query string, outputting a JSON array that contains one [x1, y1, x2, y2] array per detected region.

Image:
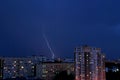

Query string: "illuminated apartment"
[[3, 57, 35, 79], [36, 60, 74, 80], [74, 45, 106, 80]]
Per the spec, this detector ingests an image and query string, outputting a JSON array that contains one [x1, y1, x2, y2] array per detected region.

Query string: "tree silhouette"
[[53, 70, 74, 80]]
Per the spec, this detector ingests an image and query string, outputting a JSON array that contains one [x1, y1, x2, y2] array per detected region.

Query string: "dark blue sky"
[[0, 0, 120, 59]]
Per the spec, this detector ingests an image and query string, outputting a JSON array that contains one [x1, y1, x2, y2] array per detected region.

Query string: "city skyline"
[[0, 45, 119, 80], [0, 0, 120, 59]]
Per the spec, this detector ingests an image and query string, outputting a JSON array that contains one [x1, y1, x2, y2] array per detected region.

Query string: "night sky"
[[0, 0, 120, 59]]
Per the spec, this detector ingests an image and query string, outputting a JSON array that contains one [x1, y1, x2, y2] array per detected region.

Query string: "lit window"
[[42, 75, 46, 77], [14, 65, 16, 67], [42, 65, 46, 68], [28, 61, 31, 63], [20, 61, 23, 63], [14, 61, 16, 63], [21, 66, 24, 69], [32, 66, 34, 68], [116, 69, 119, 71], [13, 71, 16, 73], [90, 72, 91, 74]]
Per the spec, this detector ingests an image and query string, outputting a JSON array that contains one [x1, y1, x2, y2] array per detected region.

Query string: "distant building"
[[74, 45, 106, 80], [29, 55, 47, 63], [105, 60, 120, 80], [36, 62, 74, 80], [2, 55, 47, 79], [3, 57, 35, 79], [63, 58, 74, 63]]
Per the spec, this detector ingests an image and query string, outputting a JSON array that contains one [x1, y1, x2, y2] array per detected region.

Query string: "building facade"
[[3, 57, 36, 79], [36, 62, 74, 80], [75, 45, 106, 80]]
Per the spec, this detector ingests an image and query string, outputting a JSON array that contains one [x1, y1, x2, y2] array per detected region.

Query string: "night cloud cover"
[[0, 0, 120, 59]]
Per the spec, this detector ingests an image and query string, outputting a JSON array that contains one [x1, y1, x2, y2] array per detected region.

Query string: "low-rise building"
[[36, 62, 74, 80], [3, 57, 35, 79]]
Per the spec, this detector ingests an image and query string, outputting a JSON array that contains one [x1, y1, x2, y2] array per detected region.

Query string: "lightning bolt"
[[43, 34, 55, 59]]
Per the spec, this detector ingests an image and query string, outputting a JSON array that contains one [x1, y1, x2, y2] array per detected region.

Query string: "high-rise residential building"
[[74, 45, 106, 80]]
